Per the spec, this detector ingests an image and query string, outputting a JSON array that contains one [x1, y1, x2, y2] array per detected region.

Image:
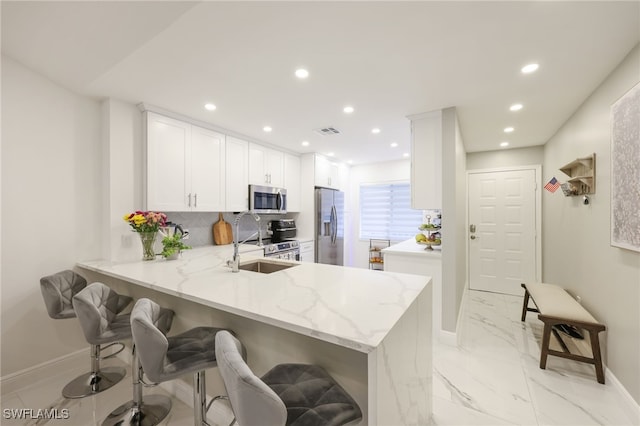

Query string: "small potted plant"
[[161, 233, 191, 260]]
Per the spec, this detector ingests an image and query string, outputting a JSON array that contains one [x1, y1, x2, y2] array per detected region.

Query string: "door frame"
[[466, 165, 542, 290]]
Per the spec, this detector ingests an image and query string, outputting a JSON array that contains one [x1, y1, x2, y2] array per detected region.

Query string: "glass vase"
[[139, 231, 157, 261]]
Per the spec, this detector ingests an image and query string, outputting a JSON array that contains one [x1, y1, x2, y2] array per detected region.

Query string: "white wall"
[[1, 56, 104, 375], [467, 146, 544, 171], [543, 45, 640, 404], [347, 160, 412, 269], [441, 107, 467, 332]]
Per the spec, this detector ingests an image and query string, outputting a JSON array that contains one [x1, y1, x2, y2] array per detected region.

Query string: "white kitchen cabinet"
[[299, 240, 314, 262], [249, 143, 284, 187], [146, 112, 225, 212], [225, 136, 249, 211], [284, 153, 301, 212], [409, 110, 442, 209], [314, 154, 340, 189]]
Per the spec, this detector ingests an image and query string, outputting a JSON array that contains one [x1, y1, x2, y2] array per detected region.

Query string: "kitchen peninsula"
[[77, 245, 432, 425]]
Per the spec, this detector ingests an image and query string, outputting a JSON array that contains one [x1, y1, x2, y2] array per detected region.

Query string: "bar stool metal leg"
[[194, 370, 209, 425], [102, 346, 172, 426], [62, 344, 127, 399]]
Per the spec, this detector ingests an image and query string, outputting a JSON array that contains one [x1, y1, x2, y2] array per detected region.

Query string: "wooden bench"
[[521, 283, 606, 384]]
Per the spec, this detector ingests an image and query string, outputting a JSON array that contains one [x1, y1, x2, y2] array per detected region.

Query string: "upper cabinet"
[[284, 153, 301, 212], [314, 154, 341, 190], [225, 136, 249, 211], [249, 143, 284, 187], [146, 112, 225, 212], [409, 110, 442, 209]]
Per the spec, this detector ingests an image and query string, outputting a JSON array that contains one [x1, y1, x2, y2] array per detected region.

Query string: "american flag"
[[544, 177, 560, 193]]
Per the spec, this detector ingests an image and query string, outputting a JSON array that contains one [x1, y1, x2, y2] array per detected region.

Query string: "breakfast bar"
[[77, 245, 432, 425]]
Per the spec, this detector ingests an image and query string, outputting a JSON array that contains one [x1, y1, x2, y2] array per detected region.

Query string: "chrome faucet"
[[227, 211, 261, 272]]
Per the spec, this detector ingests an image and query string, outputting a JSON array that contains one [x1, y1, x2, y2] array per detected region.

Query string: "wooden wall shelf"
[[559, 153, 596, 195]]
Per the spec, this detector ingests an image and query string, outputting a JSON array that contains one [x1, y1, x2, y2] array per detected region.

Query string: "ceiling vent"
[[314, 127, 341, 136]]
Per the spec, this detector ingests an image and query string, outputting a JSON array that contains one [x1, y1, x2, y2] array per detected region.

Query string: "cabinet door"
[[226, 136, 249, 211], [299, 241, 314, 262], [248, 144, 267, 185], [190, 125, 225, 212], [284, 153, 301, 211], [314, 155, 332, 188], [265, 149, 284, 187], [147, 113, 190, 211]]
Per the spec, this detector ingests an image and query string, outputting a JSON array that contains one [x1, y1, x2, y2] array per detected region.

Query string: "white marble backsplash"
[[165, 211, 298, 247]]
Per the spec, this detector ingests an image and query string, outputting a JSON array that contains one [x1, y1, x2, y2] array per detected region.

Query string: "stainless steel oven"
[[263, 240, 300, 261], [249, 184, 287, 214]]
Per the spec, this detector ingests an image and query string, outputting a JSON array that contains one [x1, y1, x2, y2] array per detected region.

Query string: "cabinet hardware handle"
[[265, 174, 269, 183], [188, 193, 192, 207], [194, 193, 197, 207]]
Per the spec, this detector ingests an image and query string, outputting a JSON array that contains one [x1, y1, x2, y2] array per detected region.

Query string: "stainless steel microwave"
[[249, 184, 287, 214]]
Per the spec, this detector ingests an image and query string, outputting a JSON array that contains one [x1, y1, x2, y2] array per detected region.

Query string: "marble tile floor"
[[432, 290, 638, 426], [1, 289, 637, 425]]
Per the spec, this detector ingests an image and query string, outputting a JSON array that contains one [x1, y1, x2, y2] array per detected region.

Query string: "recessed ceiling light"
[[327, 152, 335, 157], [204, 103, 216, 111], [504, 127, 514, 133], [521, 63, 539, 74], [301, 141, 310, 147], [390, 142, 398, 148], [295, 69, 309, 79], [372, 128, 381, 134], [347, 160, 353, 164], [343, 106, 354, 114], [510, 103, 523, 112], [263, 126, 272, 132], [500, 142, 509, 147], [403, 153, 409, 158]]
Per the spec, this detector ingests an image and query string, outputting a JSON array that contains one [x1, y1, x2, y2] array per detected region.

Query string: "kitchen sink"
[[238, 259, 298, 274]]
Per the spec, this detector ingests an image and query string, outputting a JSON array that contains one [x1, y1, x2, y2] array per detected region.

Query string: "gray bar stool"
[[130, 298, 229, 425], [103, 300, 175, 426], [71, 282, 133, 398], [215, 330, 362, 426], [39, 271, 127, 398]]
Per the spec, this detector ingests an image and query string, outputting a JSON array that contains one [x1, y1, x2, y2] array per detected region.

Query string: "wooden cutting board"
[[213, 213, 233, 245]]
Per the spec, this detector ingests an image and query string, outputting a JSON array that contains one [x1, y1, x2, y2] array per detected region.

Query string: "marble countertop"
[[77, 244, 429, 353], [382, 239, 443, 258]]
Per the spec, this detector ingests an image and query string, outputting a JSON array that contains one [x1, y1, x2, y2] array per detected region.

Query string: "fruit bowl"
[[418, 224, 441, 231], [417, 240, 441, 250]]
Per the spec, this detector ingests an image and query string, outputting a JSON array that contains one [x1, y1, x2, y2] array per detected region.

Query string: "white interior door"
[[468, 169, 537, 295]]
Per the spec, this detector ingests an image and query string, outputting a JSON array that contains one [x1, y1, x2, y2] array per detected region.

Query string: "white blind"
[[359, 182, 423, 240]]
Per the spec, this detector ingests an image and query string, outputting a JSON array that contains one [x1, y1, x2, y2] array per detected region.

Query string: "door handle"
[[470, 235, 478, 240]]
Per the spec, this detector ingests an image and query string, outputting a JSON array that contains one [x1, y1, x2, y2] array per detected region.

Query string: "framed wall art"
[[611, 81, 640, 252]]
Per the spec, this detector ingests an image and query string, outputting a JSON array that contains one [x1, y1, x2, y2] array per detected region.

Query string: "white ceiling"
[[3, 1, 639, 165]]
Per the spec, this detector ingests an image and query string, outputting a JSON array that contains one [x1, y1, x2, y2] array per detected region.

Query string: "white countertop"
[[77, 244, 429, 353], [382, 239, 443, 258]]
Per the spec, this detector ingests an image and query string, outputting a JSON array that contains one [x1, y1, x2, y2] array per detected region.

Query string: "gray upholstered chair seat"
[[262, 364, 362, 426], [159, 326, 226, 382]]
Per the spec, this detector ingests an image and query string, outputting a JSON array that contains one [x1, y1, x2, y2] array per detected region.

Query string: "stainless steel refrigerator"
[[315, 187, 344, 265]]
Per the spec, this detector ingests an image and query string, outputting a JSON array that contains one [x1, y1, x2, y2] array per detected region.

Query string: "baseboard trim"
[[438, 330, 457, 346], [605, 366, 640, 424], [0, 347, 87, 391]]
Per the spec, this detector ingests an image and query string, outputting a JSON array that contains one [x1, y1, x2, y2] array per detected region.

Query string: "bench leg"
[[540, 322, 552, 370], [589, 330, 605, 384], [521, 290, 530, 322]]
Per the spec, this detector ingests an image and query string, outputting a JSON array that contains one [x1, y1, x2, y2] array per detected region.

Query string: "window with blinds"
[[359, 182, 423, 240]]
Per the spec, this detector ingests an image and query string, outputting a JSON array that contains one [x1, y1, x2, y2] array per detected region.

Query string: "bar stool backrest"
[[130, 298, 171, 383], [40, 270, 87, 319], [215, 331, 287, 426]]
